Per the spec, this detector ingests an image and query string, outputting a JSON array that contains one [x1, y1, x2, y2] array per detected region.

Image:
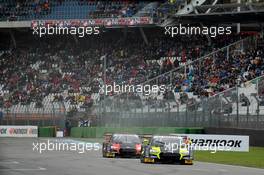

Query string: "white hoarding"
[[174, 134, 249, 152], [0, 125, 38, 138]]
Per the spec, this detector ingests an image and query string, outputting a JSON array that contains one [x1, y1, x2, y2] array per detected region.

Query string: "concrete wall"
[[0, 21, 30, 28]]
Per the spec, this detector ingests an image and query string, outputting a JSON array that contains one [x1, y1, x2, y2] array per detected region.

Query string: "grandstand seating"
[[0, 0, 154, 21], [0, 27, 263, 116], [101, 76, 264, 117]]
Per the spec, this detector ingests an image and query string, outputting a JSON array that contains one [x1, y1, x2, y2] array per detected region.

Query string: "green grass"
[[195, 147, 264, 168]]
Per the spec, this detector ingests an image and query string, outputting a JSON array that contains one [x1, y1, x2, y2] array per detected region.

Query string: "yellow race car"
[[140, 135, 193, 165]]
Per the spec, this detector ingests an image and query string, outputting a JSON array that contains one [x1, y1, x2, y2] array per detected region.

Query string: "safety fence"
[[96, 35, 264, 129], [0, 103, 66, 128], [70, 127, 204, 138]]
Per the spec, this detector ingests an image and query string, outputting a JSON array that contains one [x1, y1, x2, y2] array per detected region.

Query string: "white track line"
[[0, 161, 19, 164], [198, 162, 264, 170], [0, 167, 46, 171]]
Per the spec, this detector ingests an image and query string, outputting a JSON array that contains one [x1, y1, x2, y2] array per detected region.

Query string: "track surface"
[[0, 138, 263, 175]]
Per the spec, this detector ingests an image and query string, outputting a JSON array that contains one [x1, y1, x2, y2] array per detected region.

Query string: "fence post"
[[185, 105, 188, 127], [256, 78, 260, 129], [170, 71, 172, 85], [236, 85, 239, 127], [227, 46, 229, 60]]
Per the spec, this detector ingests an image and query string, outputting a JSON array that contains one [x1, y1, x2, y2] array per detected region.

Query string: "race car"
[[102, 133, 142, 158], [140, 135, 193, 165]]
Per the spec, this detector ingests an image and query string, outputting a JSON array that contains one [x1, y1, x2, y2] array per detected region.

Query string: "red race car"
[[102, 133, 142, 158]]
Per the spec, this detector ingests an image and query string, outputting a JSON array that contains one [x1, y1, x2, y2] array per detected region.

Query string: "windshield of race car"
[[112, 134, 141, 144], [151, 136, 182, 146]]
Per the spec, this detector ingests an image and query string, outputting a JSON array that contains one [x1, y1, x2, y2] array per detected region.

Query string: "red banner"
[[31, 17, 153, 28]]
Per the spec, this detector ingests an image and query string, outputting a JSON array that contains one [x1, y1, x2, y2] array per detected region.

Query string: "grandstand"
[[99, 35, 264, 128], [0, 0, 151, 21], [1, 1, 264, 175], [0, 0, 263, 130]]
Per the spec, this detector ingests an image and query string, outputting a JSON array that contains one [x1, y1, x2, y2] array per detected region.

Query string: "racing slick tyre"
[[140, 156, 144, 163], [102, 144, 106, 158], [140, 157, 155, 163], [180, 159, 193, 165], [102, 151, 106, 158]]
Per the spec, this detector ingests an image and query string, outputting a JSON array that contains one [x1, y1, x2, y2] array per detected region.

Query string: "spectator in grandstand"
[[0, 111, 3, 120], [240, 93, 250, 107], [43, 0, 51, 15], [259, 95, 264, 106], [0, 96, 3, 108], [187, 98, 198, 111], [179, 92, 188, 104]]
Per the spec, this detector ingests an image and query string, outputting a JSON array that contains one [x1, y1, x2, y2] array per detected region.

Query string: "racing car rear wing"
[[103, 132, 113, 143], [139, 134, 153, 145], [103, 132, 143, 143], [139, 134, 153, 140]]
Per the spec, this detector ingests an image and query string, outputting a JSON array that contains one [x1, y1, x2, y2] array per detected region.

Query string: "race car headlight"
[[180, 148, 189, 155]]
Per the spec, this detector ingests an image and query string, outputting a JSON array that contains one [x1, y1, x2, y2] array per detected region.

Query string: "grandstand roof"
[[170, 10, 264, 25]]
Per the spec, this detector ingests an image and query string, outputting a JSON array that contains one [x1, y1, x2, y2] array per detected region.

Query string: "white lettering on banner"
[[172, 134, 249, 152], [0, 126, 38, 138], [31, 17, 153, 28]]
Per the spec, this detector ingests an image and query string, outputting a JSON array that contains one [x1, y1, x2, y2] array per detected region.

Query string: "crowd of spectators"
[[88, 1, 146, 18], [0, 28, 262, 112], [0, 0, 156, 21], [0, 0, 189, 21], [0, 0, 51, 21], [176, 41, 264, 97], [143, 41, 264, 110], [0, 0, 210, 25]]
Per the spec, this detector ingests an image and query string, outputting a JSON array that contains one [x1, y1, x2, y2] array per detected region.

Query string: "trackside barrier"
[[0, 125, 38, 137], [38, 126, 57, 137], [173, 134, 250, 152], [70, 127, 204, 138]]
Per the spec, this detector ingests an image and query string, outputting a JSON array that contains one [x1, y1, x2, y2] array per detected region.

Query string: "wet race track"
[[0, 138, 263, 175]]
